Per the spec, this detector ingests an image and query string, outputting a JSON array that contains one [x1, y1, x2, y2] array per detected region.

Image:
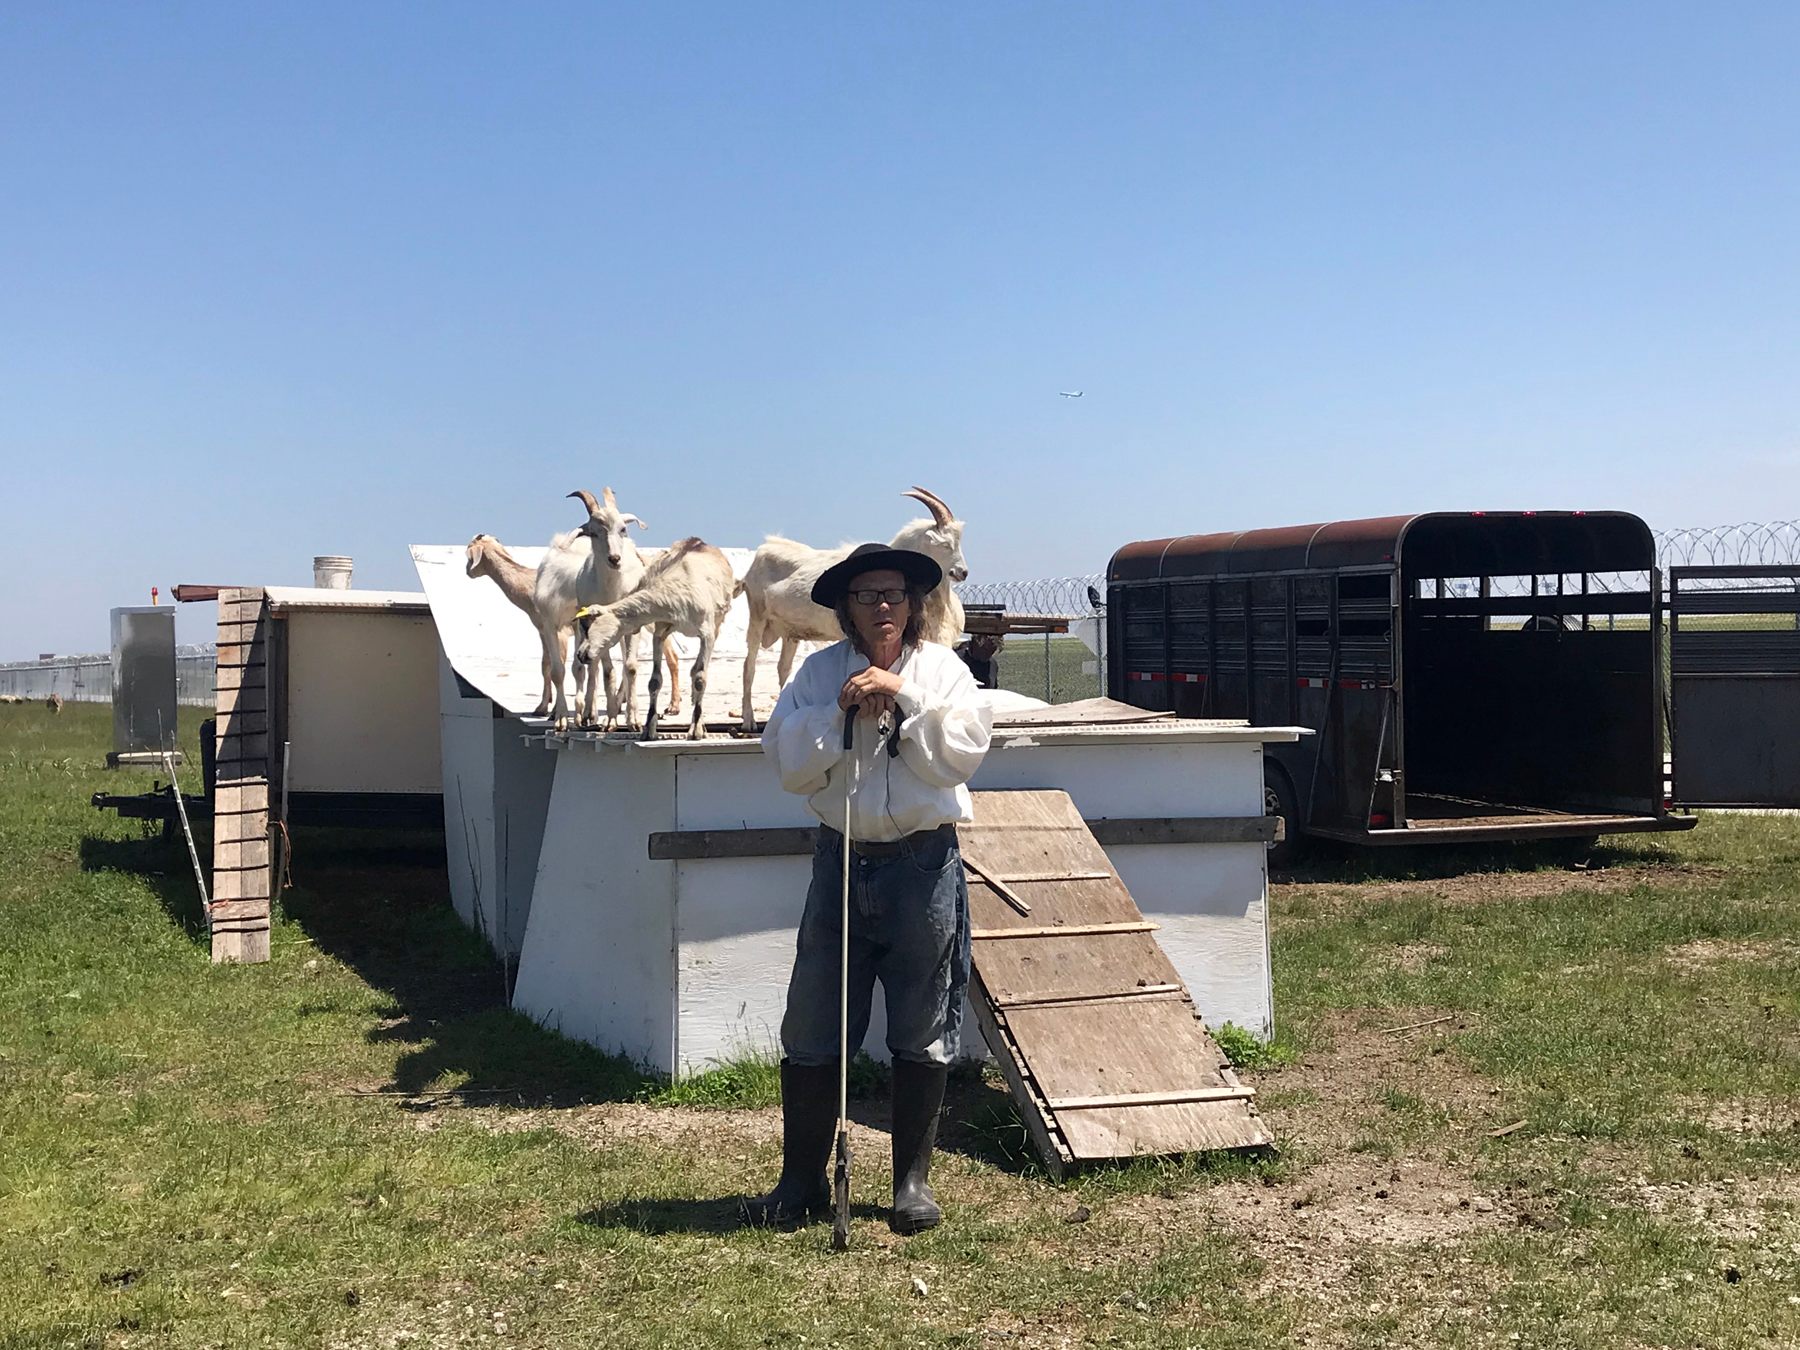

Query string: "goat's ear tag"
[[576, 605, 598, 619]]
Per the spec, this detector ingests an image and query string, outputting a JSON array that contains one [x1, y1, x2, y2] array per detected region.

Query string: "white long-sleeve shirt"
[[762, 640, 993, 841]]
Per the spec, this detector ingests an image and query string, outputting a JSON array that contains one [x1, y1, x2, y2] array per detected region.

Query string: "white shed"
[[413, 542, 1299, 1076]]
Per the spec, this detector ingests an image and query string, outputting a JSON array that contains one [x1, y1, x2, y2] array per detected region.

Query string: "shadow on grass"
[[942, 1073, 1043, 1175], [575, 1197, 887, 1236], [78, 832, 209, 936], [276, 824, 657, 1107], [1273, 835, 1675, 886]]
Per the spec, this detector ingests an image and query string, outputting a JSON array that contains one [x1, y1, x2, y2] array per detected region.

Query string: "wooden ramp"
[[961, 790, 1272, 1176]]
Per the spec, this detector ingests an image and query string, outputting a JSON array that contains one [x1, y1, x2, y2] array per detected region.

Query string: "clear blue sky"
[[4, 2, 1797, 657]]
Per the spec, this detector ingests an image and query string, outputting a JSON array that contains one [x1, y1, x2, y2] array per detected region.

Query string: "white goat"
[[737, 487, 969, 732], [535, 487, 655, 734], [468, 526, 681, 723], [574, 537, 738, 741], [465, 533, 585, 718]]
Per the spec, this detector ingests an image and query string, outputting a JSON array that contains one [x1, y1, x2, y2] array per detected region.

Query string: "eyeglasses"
[[848, 588, 909, 606]]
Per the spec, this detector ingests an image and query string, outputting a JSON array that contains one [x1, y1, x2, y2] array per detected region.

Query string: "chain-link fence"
[[959, 521, 1800, 702], [0, 647, 217, 705]]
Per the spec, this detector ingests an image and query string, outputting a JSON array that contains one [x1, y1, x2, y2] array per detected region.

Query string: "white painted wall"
[[437, 649, 556, 960], [285, 611, 442, 794], [513, 727, 1285, 1075], [513, 749, 678, 1067]]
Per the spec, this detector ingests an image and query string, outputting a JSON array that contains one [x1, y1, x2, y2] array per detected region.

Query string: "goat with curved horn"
[[736, 487, 970, 732], [903, 487, 953, 528], [568, 489, 600, 515]]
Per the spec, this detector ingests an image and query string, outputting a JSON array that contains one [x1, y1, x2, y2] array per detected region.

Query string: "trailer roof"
[[1108, 511, 1655, 582]]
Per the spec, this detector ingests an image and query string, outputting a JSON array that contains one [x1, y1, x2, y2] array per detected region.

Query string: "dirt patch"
[[1379, 942, 1447, 974], [1680, 1096, 1800, 1138], [1277, 863, 1726, 913], [1609, 1172, 1800, 1247], [1039, 1010, 1522, 1302], [1663, 938, 1800, 974]]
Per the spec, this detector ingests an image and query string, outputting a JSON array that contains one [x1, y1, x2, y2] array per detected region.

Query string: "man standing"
[[746, 543, 992, 1234]]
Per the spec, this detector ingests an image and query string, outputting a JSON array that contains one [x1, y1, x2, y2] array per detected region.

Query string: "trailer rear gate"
[[1669, 565, 1800, 809]]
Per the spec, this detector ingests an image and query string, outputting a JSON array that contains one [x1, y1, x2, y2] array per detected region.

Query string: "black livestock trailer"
[[1107, 511, 1800, 862]]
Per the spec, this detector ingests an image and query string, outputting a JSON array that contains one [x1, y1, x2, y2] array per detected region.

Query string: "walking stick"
[[832, 704, 857, 1252]]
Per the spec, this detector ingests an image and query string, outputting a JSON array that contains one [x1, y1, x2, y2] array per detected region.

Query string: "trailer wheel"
[[1264, 763, 1302, 873]]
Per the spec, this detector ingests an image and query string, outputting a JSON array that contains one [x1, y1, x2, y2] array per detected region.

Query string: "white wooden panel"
[[285, 611, 442, 793], [493, 723, 556, 959], [1112, 843, 1273, 1039], [513, 750, 678, 1072]]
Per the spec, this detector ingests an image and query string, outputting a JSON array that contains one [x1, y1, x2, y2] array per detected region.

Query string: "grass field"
[[4, 703, 1799, 1348]]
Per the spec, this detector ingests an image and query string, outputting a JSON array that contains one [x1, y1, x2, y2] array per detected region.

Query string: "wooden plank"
[[214, 683, 268, 715], [1005, 999, 1228, 1097], [967, 972, 1073, 1179], [1042, 1098, 1271, 1158], [214, 733, 271, 763], [1086, 816, 1275, 846], [214, 662, 268, 691], [212, 867, 270, 901], [643, 815, 1271, 860], [208, 898, 270, 921], [214, 710, 270, 739], [964, 873, 1141, 931], [971, 921, 1159, 940], [215, 837, 271, 871], [1001, 999, 1269, 1156], [647, 826, 817, 861], [214, 618, 267, 643], [993, 697, 1177, 726], [973, 932, 1181, 1006], [212, 927, 271, 964], [212, 811, 269, 844], [212, 783, 269, 815], [962, 789, 1272, 1163], [986, 870, 1112, 884], [215, 642, 267, 669], [211, 761, 268, 787], [996, 983, 1184, 1010], [209, 916, 272, 934], [961, 855, 1031, 916], [1048, 1087, 1257, 1110]]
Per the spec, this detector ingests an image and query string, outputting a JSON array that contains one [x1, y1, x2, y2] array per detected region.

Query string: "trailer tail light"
[[1369, 811, 1392, 828], [1663, 795, 1673, 811]]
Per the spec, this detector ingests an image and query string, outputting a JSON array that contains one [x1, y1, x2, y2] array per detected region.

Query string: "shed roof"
[[263, 587, 432, 615], [1108, 511, 1655, 583]]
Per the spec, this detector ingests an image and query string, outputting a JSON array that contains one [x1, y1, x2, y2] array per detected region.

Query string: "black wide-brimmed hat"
[[811, 543, 943, 607]]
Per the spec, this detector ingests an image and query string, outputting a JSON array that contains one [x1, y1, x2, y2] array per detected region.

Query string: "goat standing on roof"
[[573, 537, 738, 740], [465, 533, 600, 718], [737, 488, 969, 733], [534, 488, 654, 734]]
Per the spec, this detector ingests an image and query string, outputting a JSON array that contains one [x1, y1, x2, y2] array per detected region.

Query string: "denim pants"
[[780, 826, 972, 1067]]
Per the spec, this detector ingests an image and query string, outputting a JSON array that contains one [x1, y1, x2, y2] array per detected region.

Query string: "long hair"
[[835, 583, 929, 657]]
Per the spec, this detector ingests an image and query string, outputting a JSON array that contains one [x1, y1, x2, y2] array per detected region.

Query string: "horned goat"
[[467, 529, 683, 722], [534, 487, 655, 734], [574, 537, 738, 741], [736, 486, 968, 732]]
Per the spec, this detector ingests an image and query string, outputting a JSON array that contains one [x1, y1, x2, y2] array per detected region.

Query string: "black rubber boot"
[[741, 1061, 837, 1226], [889, 1059, 950, 1235]]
